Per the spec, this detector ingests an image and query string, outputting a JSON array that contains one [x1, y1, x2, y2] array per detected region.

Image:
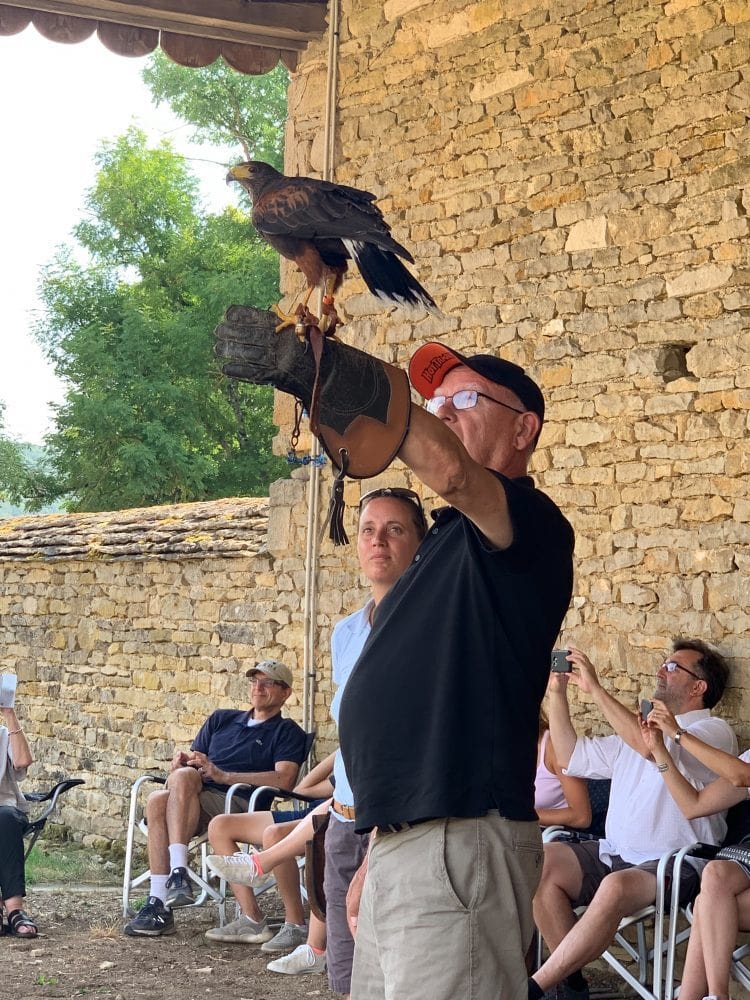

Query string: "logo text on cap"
[[421, 351, 456, 386]]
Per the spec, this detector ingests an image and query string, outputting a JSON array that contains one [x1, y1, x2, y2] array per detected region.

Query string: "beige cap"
[[246, 659, 293, 687]]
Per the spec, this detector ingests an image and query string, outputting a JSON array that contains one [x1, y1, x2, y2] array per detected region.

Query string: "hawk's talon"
[[272, 301, 299, 333]]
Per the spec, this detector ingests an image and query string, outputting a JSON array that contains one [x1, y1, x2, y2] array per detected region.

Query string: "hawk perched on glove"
[[227, 161, 438, 319]]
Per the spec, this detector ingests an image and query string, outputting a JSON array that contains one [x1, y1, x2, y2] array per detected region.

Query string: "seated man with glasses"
[[529, 640, 736, 1000], [124, 659, 307, 938]]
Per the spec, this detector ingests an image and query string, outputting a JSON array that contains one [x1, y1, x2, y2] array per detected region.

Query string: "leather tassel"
[[322, 449, 350, 545]]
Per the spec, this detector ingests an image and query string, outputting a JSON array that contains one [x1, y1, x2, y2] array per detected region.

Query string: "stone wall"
[[273, 0, 750, 736], [2, 0, 749, 844], [0, 495, 368, 843]]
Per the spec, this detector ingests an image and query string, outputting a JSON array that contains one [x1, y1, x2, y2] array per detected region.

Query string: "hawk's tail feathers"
[[343, 240, 440, 314]]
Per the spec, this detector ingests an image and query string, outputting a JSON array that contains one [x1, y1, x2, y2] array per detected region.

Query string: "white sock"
[[150, 874, 169, 903], [168, 844, 189, 870]]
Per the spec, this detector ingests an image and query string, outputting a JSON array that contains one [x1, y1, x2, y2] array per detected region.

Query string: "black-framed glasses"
[[425, 389, 525, 416], [249, 678, 284, 690], [662, 660, 702, 682], [359, 487, 428, 534]]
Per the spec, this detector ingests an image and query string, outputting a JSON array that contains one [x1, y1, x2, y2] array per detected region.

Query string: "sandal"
[[7, 909, 38, 937]]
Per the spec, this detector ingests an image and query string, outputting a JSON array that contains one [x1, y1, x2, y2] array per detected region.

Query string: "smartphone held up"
[[550, 649, 572, 673]]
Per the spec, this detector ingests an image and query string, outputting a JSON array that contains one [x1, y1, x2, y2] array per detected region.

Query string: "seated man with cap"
[[124, 659, 307, 938]]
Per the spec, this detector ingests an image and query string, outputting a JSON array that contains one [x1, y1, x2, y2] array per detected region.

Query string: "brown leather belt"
[[332, 799, 356, 820]]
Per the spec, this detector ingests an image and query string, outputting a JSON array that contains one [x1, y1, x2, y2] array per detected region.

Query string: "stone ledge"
[[0, 497, 269, 562]]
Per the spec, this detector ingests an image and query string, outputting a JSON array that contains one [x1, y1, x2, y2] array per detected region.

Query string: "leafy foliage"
[[142, 54, 287, 166], [0, 403, 54, 510], [34, 127, 287, 512]]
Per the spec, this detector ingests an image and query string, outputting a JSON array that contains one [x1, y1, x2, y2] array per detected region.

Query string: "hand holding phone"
[[640, 699, 653, 722], [550, 649, 571, 673]]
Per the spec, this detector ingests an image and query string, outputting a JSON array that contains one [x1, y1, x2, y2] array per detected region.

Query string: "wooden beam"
[[1, 0, 327, 48]]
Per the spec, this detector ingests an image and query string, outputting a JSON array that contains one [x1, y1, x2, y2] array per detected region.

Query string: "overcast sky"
[[0, 28, 234, 445]]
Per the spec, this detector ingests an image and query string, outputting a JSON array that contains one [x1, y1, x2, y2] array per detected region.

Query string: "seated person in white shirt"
[[529, 640, 736, 1000]]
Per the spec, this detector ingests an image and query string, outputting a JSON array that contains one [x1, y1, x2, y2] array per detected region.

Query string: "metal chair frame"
[[538, 829, 690, 1000], [23, 778, 85, 860], [121, 731, 317, 922]]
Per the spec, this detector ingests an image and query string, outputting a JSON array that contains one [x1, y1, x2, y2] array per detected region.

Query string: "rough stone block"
[[666, 264, 733, 298], [565, 216, 608, 252]]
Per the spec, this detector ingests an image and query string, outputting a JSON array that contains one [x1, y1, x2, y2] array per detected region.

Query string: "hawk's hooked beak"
[[226, 164, 251, 185]]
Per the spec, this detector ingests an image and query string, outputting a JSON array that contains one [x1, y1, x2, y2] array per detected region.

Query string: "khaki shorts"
[[350, 814, 542, 1000], [197, 788, 247, 832]]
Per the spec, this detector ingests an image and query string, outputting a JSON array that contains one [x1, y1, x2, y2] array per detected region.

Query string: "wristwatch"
[[672, 727, 688, 743]]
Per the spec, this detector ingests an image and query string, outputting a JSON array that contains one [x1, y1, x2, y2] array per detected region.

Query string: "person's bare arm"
[[537, 736, 592, 829], [294, 750, 336, 798], [649, 700, 750, 787], [567, 648, 646, 756], [642, 720, 746, 818], [346, 831, 375, 938], [546, 673, 577, 768], [2, 707, 32, 769], [398, 405, 513, 549]]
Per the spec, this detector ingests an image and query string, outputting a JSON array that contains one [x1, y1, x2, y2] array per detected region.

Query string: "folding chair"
[[122, 774, 234, 922], [538, 776, 688, 1000], [23, 778, 85, 860], [660, 798, 750, 1000], [121, 731, 317, 921]]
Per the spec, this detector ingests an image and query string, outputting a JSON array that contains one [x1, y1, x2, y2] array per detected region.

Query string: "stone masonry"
[[277, 0, 750, 733], [0, 494, 371, 842], [0, 0, 749, 844]]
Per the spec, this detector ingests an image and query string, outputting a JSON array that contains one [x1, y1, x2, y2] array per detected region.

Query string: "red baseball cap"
[[408, 342, 545, 422]]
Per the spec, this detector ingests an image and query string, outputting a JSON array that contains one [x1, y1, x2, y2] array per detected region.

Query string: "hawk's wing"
[[252, 178, 414, 262]]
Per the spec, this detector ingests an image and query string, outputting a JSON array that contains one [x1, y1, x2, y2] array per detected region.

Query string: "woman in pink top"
[[535, 711, 591, 829]]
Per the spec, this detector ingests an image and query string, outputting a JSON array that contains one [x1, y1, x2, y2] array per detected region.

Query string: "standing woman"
[[0, 697, 37, 937]]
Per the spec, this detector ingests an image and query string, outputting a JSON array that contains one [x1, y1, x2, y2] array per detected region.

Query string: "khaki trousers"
[[351, 813, 542, 1000]]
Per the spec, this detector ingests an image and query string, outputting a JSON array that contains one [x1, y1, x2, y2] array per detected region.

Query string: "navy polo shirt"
[[339, 473, 574, 833], [192, 709, 307, 794]]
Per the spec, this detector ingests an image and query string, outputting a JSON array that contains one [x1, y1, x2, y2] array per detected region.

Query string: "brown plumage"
[[227, 161, 437, 313]]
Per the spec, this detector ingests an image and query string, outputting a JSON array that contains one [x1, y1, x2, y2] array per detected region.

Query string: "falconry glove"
[[214, 306, 411, 541]]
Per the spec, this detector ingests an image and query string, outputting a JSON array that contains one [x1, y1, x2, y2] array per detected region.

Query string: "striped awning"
[[0, 0, 328, 73]]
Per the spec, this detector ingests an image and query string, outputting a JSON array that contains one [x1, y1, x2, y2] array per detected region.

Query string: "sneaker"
[[267, 943, 327, 975], [206, 852, 273, 889], [204, 914, 274, 944], [165, 866, 195, 908], [124, 896, 176, 937], [261, 921, 309, 953]]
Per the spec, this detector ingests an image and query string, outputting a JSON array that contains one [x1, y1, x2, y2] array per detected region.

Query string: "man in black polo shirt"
[[213, 319, 574, 999], [340, 343, 574, 1000], [124, 659, 307, 938]]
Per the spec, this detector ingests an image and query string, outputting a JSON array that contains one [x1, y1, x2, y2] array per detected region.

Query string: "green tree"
[[142, 54, 287, 166], [0, 403, 28, 501], [35, 127, 286, 511], [0, 403, 54, 510]]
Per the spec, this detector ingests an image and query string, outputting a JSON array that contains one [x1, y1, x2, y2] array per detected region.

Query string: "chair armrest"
[[542, 826, 599, 844], [244, 784, 322, 812], [24, 777, 85, 805], [24, 778, 85, 830], [681, 841, 721, 861]]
